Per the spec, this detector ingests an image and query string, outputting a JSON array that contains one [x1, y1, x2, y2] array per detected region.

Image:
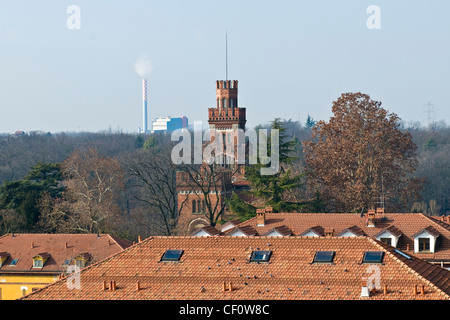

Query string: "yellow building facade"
[[0, 273, 58, 300], [0, 233, 133, 300]]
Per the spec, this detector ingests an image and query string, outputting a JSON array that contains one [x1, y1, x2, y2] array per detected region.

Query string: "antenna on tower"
[[225, 31, 228, 81]]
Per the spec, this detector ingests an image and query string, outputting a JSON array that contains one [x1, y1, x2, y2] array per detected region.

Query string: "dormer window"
[[33, 259, 43, 268], [0, 252, 10, 267], [336, 226, 365, 237], [74, 253, 91, 269], [412, 226, 440, 253], [75, 259, 85, 268], [418, 238, 430, 252], [375, 226, 402, 248], [299, 226, 324, 237], [32, 253, 50, 269]]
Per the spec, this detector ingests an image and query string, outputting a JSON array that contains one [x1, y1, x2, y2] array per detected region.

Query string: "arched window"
[[192, 200, 196, 213], [197, 200, 202, 213]]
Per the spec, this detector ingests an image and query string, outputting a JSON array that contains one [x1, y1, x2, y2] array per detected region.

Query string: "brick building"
[[176, 80, 248, 234]]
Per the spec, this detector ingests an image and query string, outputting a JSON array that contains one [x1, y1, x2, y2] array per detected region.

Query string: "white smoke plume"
[[134, 53, 153, 78]]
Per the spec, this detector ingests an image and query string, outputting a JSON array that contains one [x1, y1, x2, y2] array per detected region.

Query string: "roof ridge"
[[367, 237, 450, 299], [422, 214, 450, 233], [0, 233, 10, 241]]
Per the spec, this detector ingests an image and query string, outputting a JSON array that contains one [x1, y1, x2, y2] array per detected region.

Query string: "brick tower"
[[208, 80, 246, 131], [176, 80, 247, 235], [208, 80, 246, 168]]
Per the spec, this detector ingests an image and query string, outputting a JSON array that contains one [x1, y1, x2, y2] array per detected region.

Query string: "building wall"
[[0, 274, 58, 300], [177, 191, 224, 235], [301, 230, 321, 237], [152, 116, 188, 132]]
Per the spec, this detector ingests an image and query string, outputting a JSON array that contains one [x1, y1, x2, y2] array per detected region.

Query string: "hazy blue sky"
[[1, 0, 450, 133]]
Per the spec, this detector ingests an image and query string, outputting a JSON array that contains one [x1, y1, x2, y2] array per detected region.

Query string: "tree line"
[[0, 93, 449, 241]]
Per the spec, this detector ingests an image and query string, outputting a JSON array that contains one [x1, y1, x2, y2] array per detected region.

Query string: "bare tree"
[[61, 148, 125, 233], [125, 144, 188, 236], [178, 162, 237, 228]]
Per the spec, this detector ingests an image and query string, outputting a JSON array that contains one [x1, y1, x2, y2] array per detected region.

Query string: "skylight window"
[[9, 259, 18, 266], [313, 251, 335, 263], [362, 251, 384, 264], [249, 250, 272, 263], [160, 249, 184, 262], [62, 259, 71, 266], [394, 249, 411, 260]]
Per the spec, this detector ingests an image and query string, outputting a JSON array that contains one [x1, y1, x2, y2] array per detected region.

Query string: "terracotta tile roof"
[[336, 225, 366, 237], [33, 252, 51, 259], [21, 236, 450, 300], [262, 225, 293, 236], [0, 233, 132, 274], [220, 219, 242, 232], [299, 226, 325, 237], [229, 225, 258, 236], [226, 212, 450, 262], [191, 225, 221, 236], [412, 226, 441, 238], [374, 225, 403, 238]]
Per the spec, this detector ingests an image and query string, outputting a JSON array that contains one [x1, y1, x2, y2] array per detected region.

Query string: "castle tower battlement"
[[209, 80, 246, 130]]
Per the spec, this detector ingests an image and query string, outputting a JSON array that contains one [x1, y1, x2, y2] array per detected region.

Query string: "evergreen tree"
[[243, 118, 304, 213], [305, 114, 316, 128], [0, 162, 63, 231]]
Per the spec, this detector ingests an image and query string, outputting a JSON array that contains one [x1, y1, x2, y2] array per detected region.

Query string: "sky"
[[1, 0, 450, 134]]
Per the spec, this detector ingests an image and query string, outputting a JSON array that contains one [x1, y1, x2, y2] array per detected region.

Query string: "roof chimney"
[[222, 281, 233, 292], [367, 209, 376, 227], [360, 278, 370, 297], [65, 242, 68, 249], [324, 227, 334, 237], [256, 208, 266, 227], [31, 241, 34, 249], [376, 207, 385, 219]]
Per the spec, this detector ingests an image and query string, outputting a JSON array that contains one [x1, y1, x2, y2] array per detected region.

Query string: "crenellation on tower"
[[210, 79, 245, 130]]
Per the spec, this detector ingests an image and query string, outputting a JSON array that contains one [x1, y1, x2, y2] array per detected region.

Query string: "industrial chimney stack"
[[142, 78, 148, 133]]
